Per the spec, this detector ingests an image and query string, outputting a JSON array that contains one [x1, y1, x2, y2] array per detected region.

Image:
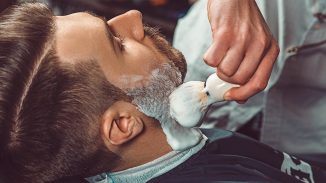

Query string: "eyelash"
[[115, 33, 125, 51]]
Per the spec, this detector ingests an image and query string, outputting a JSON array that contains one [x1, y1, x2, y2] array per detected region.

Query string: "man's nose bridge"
[[124, 10, 144, 40]]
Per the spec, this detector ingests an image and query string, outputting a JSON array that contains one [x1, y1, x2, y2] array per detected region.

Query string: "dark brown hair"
[[0, 3, 127, 182]]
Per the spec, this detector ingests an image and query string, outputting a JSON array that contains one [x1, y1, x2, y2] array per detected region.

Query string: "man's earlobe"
[[101, 102, 144, 146]]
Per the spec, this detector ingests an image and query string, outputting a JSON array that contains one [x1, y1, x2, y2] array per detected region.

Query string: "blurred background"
[[0, 0, 196, 42]]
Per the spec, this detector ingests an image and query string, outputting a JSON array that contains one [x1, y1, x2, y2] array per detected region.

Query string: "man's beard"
[[122, 25, 187, 122], [126, 62, 182, 123], [125, 60, 203, 151], [123, 27, 203, 151]]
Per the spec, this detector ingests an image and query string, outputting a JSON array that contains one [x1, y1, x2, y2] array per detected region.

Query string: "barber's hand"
[[204, 0, 279, 103]]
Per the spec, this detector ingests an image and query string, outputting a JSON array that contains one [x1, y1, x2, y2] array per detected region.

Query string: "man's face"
[[55, 10, 186, 90]]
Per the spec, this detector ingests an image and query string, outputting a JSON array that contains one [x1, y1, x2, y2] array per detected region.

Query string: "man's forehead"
[[55, 12, 104, 28], [54, 12, 107, 64]]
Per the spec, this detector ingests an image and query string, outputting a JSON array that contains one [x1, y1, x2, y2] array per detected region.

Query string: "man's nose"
[[107, 10, 144, 41]]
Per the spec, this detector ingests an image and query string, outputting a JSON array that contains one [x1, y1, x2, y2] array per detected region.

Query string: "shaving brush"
[[169, 73, 238, 128]]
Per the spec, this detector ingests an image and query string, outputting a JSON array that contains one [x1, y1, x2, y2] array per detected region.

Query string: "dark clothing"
[[3, 129, 324, 183], [149, 129, 326, 183]]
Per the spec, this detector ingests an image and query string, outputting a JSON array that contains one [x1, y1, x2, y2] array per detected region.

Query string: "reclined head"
[[0, 3, 186, 182]]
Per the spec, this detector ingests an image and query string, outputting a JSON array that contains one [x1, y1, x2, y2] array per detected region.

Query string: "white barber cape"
[[173, 0, 326, 154]]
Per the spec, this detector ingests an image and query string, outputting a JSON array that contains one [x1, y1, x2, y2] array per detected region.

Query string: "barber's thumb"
[[223, 90, 232, 101], [224, 88, 247, 104]]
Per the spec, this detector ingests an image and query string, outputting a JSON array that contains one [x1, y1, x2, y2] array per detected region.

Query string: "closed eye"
[[84, 11, 123, 53]]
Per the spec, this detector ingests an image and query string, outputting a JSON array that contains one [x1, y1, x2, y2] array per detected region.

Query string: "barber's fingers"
[[217, 42, 246, 77], [203, 38, 229, 67], [224, 40, 279, 101], [218, 38, 269, 85]]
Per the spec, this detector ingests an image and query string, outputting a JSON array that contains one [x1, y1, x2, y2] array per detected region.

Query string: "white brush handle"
[[204, 73, 239, 104]]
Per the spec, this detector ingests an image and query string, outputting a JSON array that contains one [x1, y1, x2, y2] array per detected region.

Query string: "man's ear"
[[101, 101, 144, 146]]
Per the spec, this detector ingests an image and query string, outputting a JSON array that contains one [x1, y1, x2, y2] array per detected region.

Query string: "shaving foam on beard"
[[169, 73, 239, 128], [123, 63, 203, 151]]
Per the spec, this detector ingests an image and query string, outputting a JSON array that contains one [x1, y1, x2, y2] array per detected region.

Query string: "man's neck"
[[110, 117, 172, 172]]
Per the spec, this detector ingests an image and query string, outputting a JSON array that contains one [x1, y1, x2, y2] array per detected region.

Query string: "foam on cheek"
[[118, 75, 146, 89], [125, 63, 202, 151]]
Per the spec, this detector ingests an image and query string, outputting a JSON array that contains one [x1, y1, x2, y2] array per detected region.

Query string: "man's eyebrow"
[[84, 11, 116, 53]]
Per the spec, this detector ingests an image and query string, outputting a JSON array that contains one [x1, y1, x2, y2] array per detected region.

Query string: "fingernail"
[[224, 92, 231, 101], [237, 100, 247, 104]]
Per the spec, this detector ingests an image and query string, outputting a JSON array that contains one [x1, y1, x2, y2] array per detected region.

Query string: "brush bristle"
[[169, 81, 208, 128]]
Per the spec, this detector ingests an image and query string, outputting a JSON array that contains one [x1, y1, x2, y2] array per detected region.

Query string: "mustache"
[[143, 25, 187, 81], [143, 25, 169, 54], [144, 25, 162, 38]]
